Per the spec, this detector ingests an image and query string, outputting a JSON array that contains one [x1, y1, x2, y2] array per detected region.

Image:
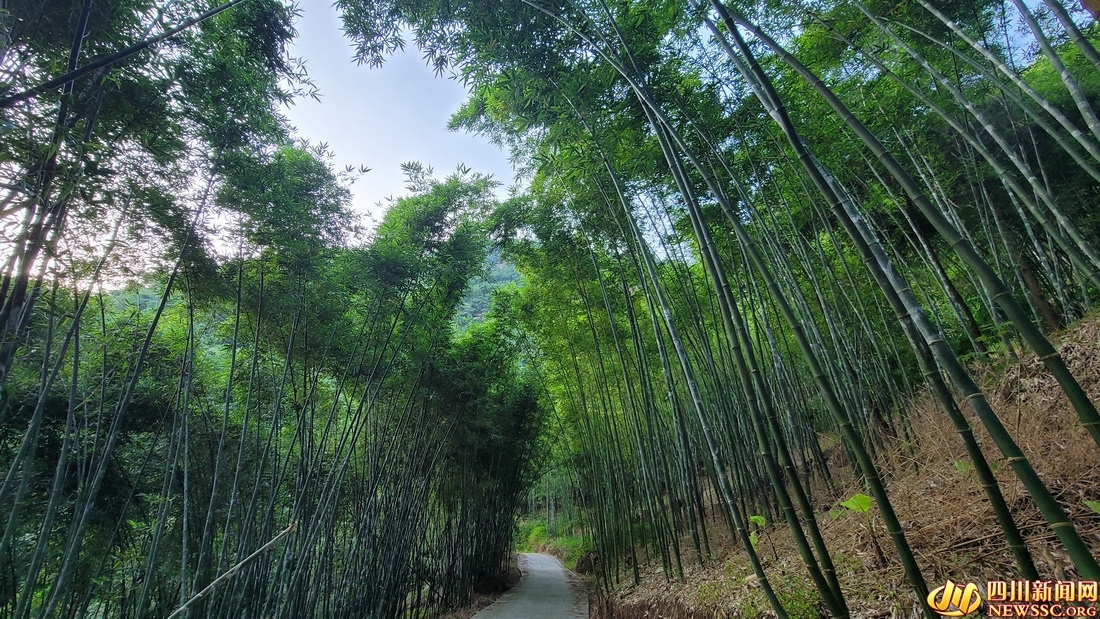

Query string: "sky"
[[281, 0, 516, 227]]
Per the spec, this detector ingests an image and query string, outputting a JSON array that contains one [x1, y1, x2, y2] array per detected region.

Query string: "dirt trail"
[[472, 553, 588, 619]]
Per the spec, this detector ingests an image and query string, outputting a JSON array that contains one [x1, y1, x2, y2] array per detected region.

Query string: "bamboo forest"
[[3, 0, 1100, 617]]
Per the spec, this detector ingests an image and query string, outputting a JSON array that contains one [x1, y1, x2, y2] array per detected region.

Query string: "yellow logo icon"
[[928, 581, 983, 617]]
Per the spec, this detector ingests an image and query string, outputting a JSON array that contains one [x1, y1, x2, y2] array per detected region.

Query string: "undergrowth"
[[515, 517, 593, 570], [591, 315, 1100, 618]]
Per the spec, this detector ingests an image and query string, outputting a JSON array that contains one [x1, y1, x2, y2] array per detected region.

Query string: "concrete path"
[[473, 553, 588, 619]]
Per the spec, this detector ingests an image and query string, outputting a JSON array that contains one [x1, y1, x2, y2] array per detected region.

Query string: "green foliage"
[[516, 519, 550, 552], [840, 494, 873, 514], [514, 516, 592, 569], [218, 144, 357, 256], [0, 150, 538, 616], [748, 515, 765, 551], [5, 0, 1100, 615], [775, 575, 822, 619], [453, 251, 523, 331], [695, 579, 737, 609], [1085, 500, 1100, 516], [551, 533, 594, 570]]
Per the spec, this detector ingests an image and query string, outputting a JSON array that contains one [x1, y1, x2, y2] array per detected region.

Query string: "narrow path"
[[473, 553, 588, 619]]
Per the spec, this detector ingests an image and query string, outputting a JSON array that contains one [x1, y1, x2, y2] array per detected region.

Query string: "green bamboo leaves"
[[4, 0, 1100, 617], [333, 0, 1100, 614]]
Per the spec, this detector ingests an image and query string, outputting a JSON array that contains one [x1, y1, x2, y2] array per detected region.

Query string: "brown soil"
[[591, 314, 1100, 618]]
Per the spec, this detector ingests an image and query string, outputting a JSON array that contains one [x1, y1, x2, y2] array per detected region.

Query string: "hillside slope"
[[593, 316, 1100, 618]]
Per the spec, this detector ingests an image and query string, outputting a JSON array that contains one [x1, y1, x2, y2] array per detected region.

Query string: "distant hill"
[[453, 250, 522, 331]]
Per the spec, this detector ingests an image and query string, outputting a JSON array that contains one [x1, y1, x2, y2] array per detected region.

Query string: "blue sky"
[[282, 0, 516, 227]]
